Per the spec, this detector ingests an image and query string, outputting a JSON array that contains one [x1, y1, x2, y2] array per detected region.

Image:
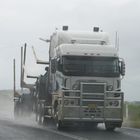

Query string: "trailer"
[[13, 44, 36, 117]]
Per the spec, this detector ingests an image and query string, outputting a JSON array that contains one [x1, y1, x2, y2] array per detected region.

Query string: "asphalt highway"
[[0, 118, 140, 140], [0, 91, 140, 140]]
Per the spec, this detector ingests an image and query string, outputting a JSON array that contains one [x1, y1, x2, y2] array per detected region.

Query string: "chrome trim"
[[82, 106, 104, 108], [62, 90, 80, 92], [63, 117, 122, 122], [63, 117, 104, 121], [64, 96, 80, 99], [63, 106, 80, 108], [82, 99, 104, 102], [44, 115, 52, 118], [82, 93, 104, 95], [105, 118, 122, 121]]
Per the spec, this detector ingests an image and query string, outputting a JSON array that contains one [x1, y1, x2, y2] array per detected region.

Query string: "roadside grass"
[[123, 120, 140, 128], [123, 103, 140, 128]]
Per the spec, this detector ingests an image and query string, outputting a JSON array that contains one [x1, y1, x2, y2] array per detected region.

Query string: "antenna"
[[23, 43, 27, 66], [22, 43, 27, 83], [13, 59, 16, 97], [115, 31, 119, 51], [117, 35, 119, 51]]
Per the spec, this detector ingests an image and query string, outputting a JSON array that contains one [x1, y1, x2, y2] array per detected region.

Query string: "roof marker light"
[[62, 26, 68, 31], [93, 27, 99, 32]]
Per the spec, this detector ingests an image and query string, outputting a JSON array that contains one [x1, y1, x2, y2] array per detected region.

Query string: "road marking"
[[122, 127, 140, 132], [121, 127, 140, 138], [122, 131, 140, 138], [43, 127, 88, 140]]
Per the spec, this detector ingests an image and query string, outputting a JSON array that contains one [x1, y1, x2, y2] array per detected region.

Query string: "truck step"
[[44, 106, 52, 109], [44, 115, 52, 118]]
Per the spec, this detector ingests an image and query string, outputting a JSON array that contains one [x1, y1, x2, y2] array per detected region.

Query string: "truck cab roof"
[[51, 31, 110, 47], [56, 44, 118, 57], [50, 31, 111, 58]]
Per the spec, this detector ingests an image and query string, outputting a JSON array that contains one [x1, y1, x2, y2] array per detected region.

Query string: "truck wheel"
[[14, 104, 20, 117], [43, 117, 52, 126], [105, 122, 116, 131], [56, 120, 63, 130], [14, 102, 23, 118], [36, 108, 41, 124]]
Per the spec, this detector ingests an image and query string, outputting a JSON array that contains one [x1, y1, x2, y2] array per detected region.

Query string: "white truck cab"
[[46, 27, 125, 130]]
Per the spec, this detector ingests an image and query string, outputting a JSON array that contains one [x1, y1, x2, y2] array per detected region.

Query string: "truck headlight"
[[114, 93, 120, 97], [106, 100, 120, 107], [109, 100, 119, 106], [107, 85, 113, 91], [106, 92, 121, 98]]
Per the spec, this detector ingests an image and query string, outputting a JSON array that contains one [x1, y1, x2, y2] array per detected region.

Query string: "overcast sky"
[[0, 0, 140, 101]]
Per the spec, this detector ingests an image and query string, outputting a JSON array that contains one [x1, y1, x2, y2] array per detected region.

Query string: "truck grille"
[[82, 94, 104, 100], [82, 84, 105, 93], [82, 101, 104, 106], [81, 83, 105, 118]]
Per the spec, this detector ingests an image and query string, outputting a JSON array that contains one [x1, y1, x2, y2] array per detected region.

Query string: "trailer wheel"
[[54, 105, 63, 130], [36, 102, 44, 125], [36, 103, 40, 124], [14, 103, 21, 117], [105, 122, 116, 131]]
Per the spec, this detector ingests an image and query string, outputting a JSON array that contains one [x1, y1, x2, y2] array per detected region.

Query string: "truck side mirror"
[[45, 66, 49, 72], [51, 59, 56, 73], [57, 58, 62, 71], [120, 60, 125, 76]]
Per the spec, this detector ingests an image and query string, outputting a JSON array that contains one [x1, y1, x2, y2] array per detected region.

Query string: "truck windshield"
[[61, 56, 120, 77]]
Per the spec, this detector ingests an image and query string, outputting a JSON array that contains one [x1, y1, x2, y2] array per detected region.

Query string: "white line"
[[122, 131, 140, 139], [122, 127, 140, 132], [121, 127, 140, 138]]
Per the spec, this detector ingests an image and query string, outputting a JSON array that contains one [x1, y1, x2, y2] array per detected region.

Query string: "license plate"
[[88, 104, 96, 109]]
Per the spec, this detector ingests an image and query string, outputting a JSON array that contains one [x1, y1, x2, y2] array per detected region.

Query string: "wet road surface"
[[0, 91, 140, 140]]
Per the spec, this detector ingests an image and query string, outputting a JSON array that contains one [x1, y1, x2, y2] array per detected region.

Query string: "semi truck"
[[35, 26, 125, 130]]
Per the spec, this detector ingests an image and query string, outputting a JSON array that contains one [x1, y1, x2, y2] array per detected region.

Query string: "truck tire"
[[56, 120, 63, 130], [105, 122, 116, 131], [14, 103, 20, 117], [14, 101, 23, 118], [36, 103, 40, 124]]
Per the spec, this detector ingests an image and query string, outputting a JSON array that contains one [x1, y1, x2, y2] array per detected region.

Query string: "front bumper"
[[63, 117, 122, 123], [61, 106, 123, 123], [60, 88, 124, 124]]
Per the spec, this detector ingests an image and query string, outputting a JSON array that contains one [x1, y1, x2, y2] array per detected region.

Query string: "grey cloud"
[[0, 0, 140, 101]]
